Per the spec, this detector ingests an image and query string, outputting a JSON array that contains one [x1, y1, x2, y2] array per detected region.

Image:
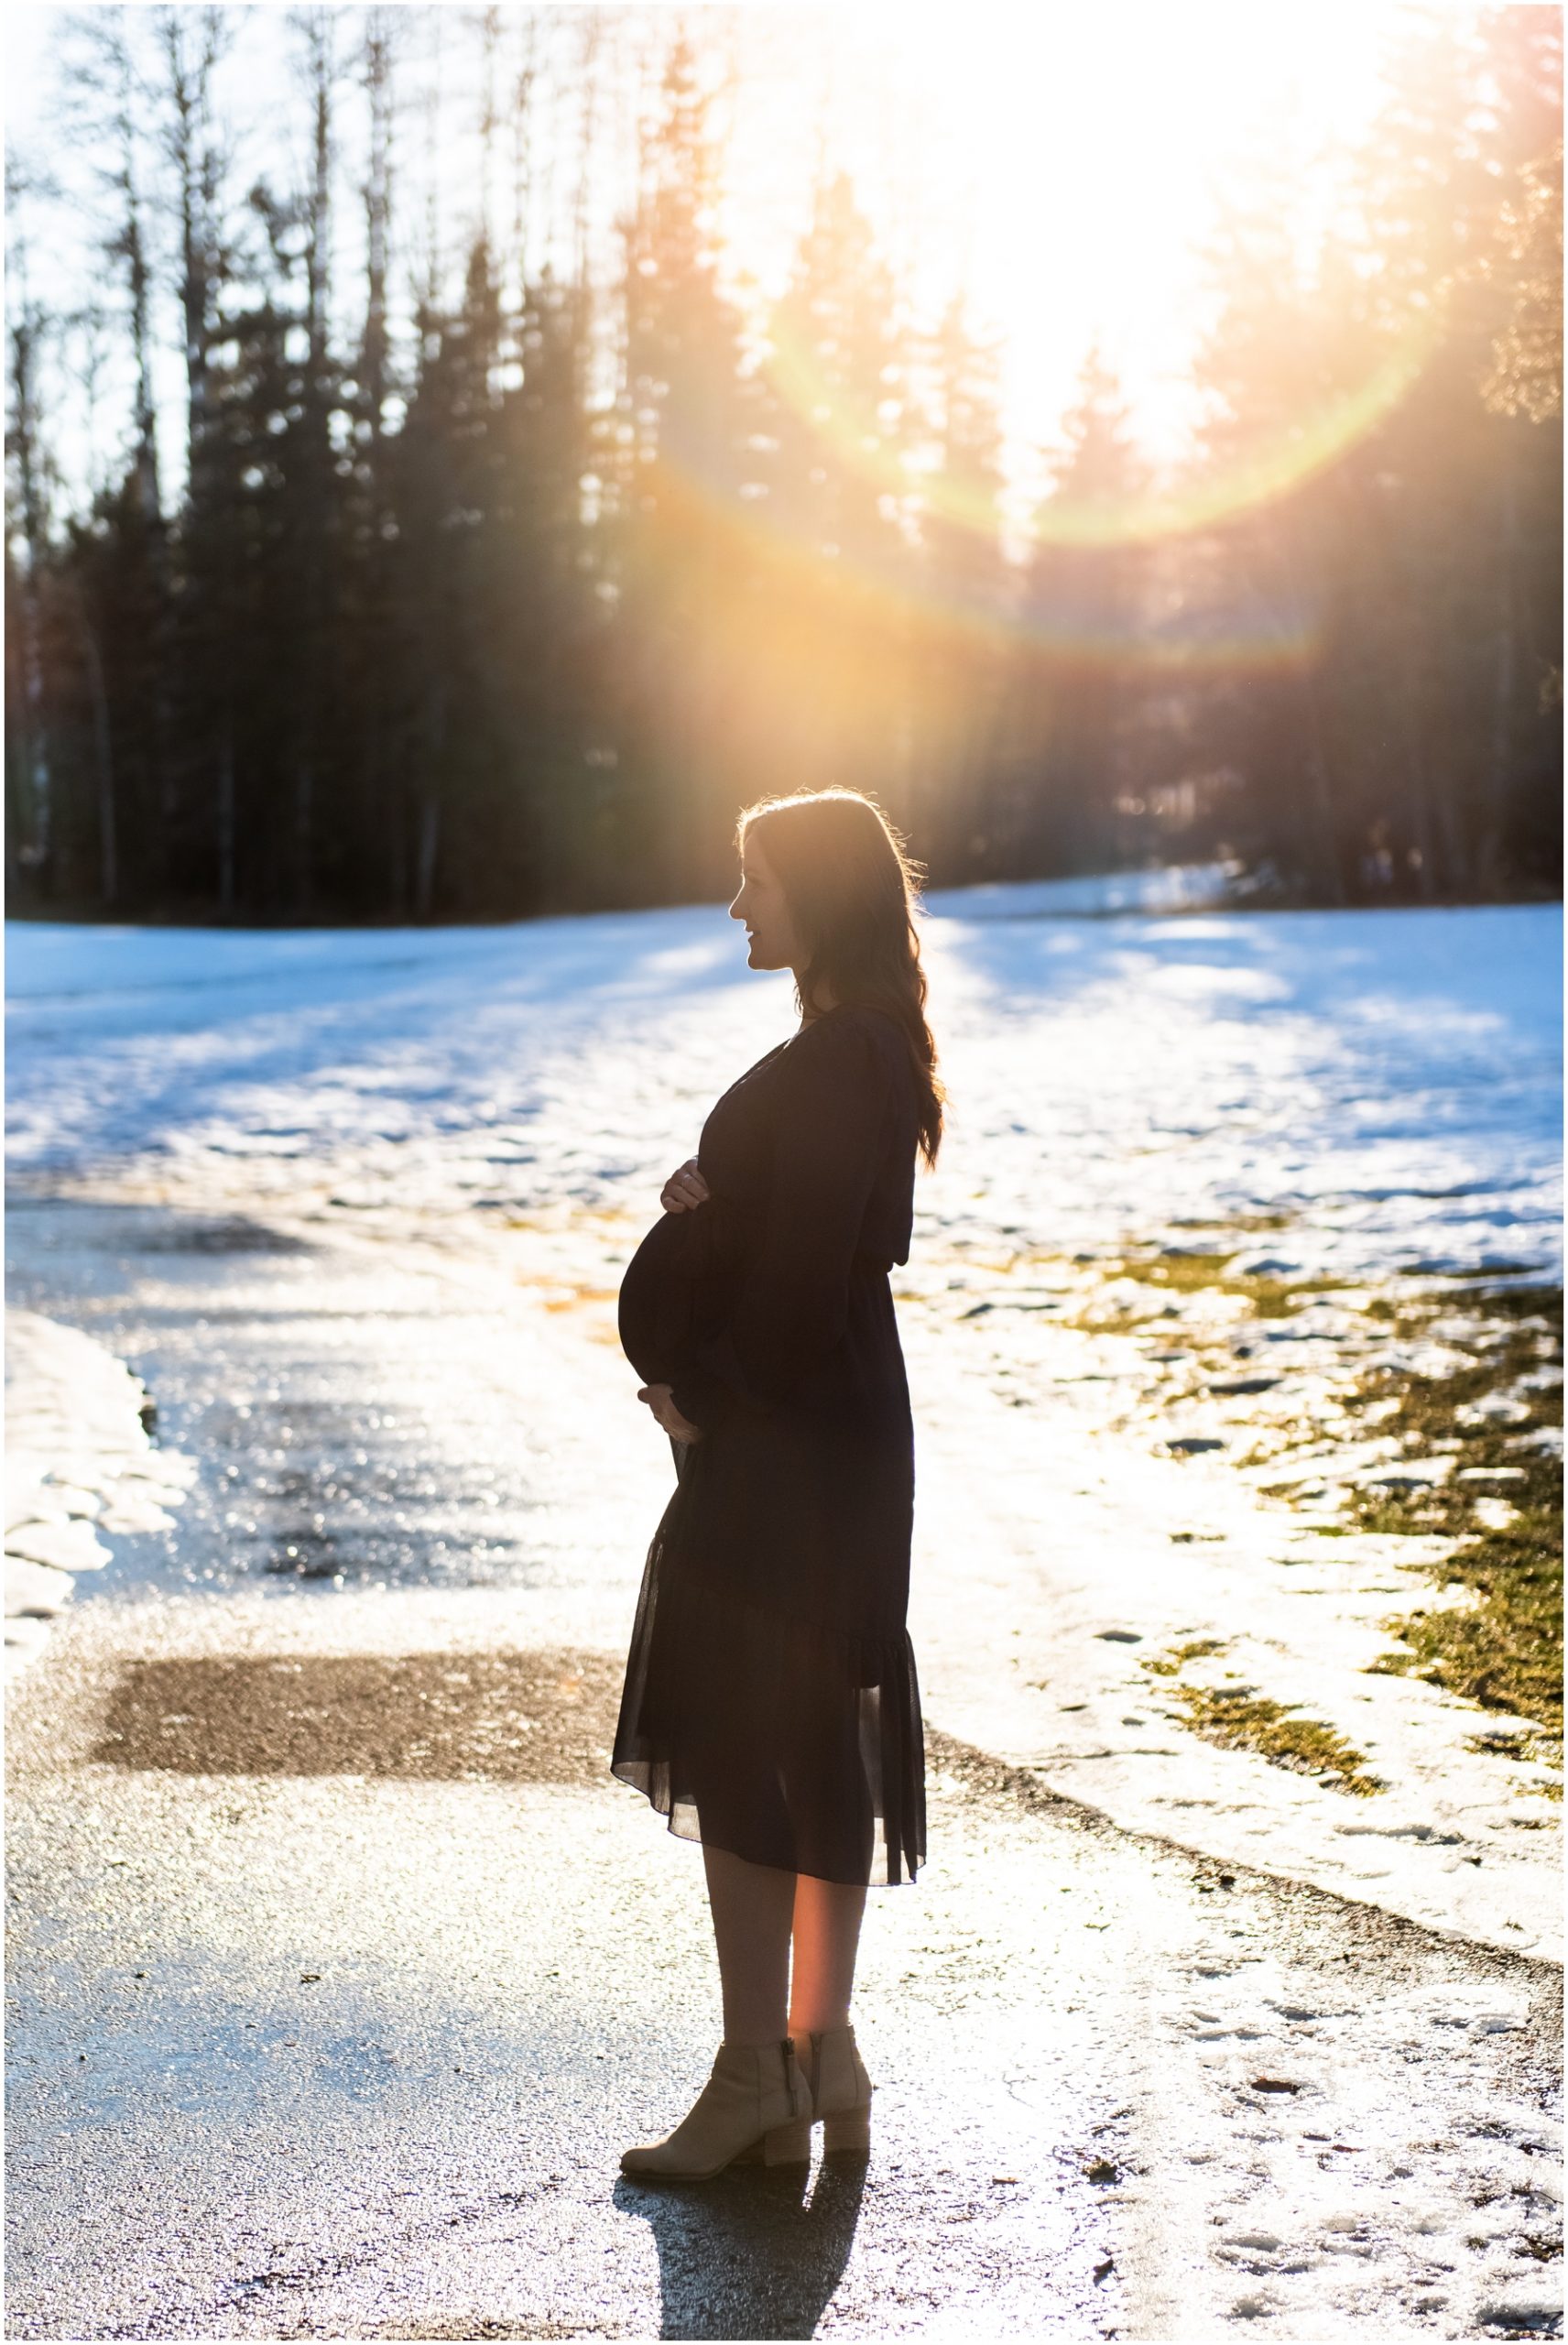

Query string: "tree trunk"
[[416, 795, 441, 920], [1481, 456, 1520, 896], [1397, 649, 1439, 903], [416, 682, 446, 920], [295, 7, 336, 921], [387, 759, 407, 917], [217, 725, 236, 914], [119, 113, 179, 876], [7, 290, 53, 887], [361, 11, 393, 451], [161, 10, 223, 494], [79, 604, 118, 905], [294, 758, 314, 919], [1270, 527, 1346, 908], [361, 9, 397, 917]]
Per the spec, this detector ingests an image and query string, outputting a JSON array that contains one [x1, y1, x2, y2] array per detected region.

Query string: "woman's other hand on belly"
[[660, 1158, 710, 1214], [637, 1381, 704, 1444]]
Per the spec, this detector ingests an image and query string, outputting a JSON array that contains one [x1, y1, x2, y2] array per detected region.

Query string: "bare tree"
[[5, 158, 56, 889], [151, 4, 234, 905], [361, 6, 397, 453], [152, 5, 232, 492], [288, 4, 343, 914], [59, 10, 179, 868], [60, 9, 163, 518]]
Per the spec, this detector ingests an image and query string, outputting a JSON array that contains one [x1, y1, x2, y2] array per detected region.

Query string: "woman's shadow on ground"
[[615, 2153, 868, 2340]]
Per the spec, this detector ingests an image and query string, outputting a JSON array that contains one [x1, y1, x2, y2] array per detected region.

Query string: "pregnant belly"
[[618, 1210, 734, 1385]]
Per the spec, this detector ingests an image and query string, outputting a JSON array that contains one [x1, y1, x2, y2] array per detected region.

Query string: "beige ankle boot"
[[620, 2037, 812, 2179], [800, 2023, 873, 2154]]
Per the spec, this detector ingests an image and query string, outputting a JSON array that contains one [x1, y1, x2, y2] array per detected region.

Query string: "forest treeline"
[[5, 6, 1562, 922]]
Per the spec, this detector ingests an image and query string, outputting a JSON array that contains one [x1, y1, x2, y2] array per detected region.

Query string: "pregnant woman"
[[614, 786, 942, 2181]]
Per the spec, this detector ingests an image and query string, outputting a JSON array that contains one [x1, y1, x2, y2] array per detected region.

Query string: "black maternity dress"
[[613, 1002, 925, 1888]]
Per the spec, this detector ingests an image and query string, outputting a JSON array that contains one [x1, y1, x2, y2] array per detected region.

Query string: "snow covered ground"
[[4, 1313, 194, 1680], [6, 881, 1562, 1958], [7, 880, 1560, 1286]]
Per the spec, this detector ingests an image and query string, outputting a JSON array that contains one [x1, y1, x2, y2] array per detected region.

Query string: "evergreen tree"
[[1006, 346, 1149, 878], [610, 35, 757, 898], [744, 170, 920, 815], [908, 294, 1010, 879], [4, 7, 1559, 921]]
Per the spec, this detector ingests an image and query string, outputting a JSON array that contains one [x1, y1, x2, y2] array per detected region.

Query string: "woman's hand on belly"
[[659, 1158, 710, 1214], [637, 1381, 704, 1444]]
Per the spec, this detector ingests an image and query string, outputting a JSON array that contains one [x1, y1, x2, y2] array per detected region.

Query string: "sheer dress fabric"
[[613, 1003, 925, 1887]]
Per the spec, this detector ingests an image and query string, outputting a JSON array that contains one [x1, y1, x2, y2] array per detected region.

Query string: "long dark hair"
[[737, 789, 944, 1167]]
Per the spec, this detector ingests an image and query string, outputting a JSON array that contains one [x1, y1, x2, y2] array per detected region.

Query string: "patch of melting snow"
[[1247, 1440, 1403, 1486], [5, 1310, 194, 1679], [1352, 1456, 1458, 1489], [1459, 1391, 1539, 1428], [1362, 1338, 1479, 1378], [905, 1302, 1562, 1960], [5, 895, 1560, 1957], [1145, 1995, 1562, 2336]]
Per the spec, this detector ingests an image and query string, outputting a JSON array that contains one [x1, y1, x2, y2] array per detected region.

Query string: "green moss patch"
[[1141, 1641, 1384, 1794], [1169, 1213, 1294, 1235], [1067, 1245, 1346, 1336], [1110, 1247, 1333, 1321], [1342, 1284, 1562, 1758], [1143, 1636, 1228, 1676]]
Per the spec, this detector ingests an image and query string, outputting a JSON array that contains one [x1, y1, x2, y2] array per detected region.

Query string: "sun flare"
[[727, 3, 1399, 466]]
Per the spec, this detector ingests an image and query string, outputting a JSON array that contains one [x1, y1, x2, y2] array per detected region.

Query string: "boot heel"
[[822, 2112, 871, 2155], [761, 2118, 812, 2166]]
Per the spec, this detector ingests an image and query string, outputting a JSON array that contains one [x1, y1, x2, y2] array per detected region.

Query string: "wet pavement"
[[5, 1200, 1563, 2340]]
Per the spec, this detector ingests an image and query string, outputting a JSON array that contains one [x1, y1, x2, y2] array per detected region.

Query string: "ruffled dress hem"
[[611, 1517, 926, 1890]]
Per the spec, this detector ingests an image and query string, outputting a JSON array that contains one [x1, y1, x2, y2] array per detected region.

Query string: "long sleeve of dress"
[[670, 1012, 895, 1432]]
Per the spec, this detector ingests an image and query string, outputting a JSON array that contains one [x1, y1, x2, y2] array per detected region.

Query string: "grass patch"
[[1364, 1506, 1562, 1747], [1143, 1636, 1228, 1676], [1047, 1215, 1562, 1778], [1343, 1284, 1562, 1759], [1169, 1213, 1294, 1234], [1141, 1641, 1383, 1794], [1464, 1727, 1561, 1772], [1111, 1247, 1348, 1321], [1068, 1247, 1345, 1336], [1171, 1685, 1384, 1794]]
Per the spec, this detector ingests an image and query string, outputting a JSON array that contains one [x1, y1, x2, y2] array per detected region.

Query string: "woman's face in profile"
[[730, 833, 801, 974]]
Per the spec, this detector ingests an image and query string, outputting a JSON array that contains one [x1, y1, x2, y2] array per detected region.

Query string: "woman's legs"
[[702, 1845, 795, 2045], [789, 1875, 866, 2034], [702, 1849, 868, 2042]]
